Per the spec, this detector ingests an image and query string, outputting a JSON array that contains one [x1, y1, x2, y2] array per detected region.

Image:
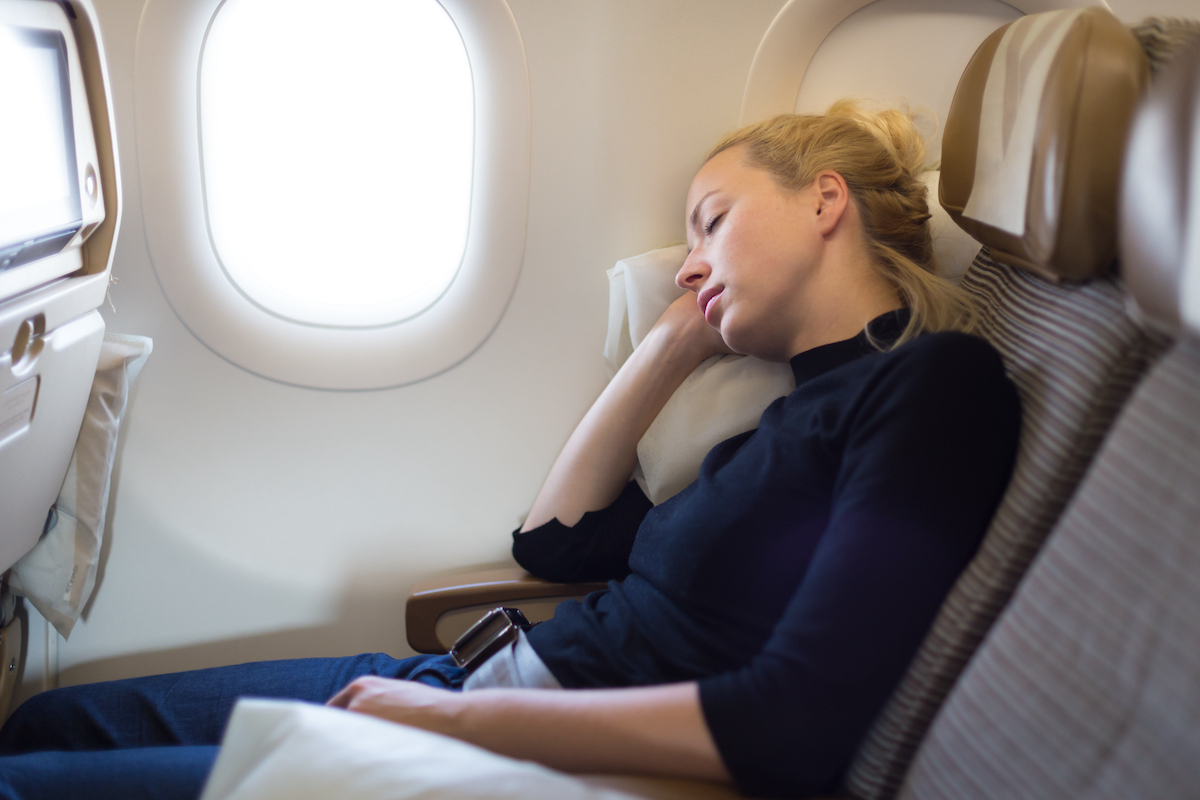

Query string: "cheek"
[[726, 224, 794, 288]]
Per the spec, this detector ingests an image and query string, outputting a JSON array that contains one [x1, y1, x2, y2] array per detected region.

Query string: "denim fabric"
[[0, 746, 220, 800], [0, 652, 463, 800]]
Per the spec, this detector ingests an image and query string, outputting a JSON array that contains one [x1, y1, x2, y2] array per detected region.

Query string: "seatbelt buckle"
[[449, 606, 532, 672]]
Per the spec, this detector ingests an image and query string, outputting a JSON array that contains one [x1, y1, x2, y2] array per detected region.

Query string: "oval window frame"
[[135, 0, 530, 389]]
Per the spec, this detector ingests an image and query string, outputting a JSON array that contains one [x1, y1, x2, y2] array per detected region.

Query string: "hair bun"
[[824, 99, 931, 181]]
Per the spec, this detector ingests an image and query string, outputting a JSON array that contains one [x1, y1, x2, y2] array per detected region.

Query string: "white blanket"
[[203, 699, 647, 800]]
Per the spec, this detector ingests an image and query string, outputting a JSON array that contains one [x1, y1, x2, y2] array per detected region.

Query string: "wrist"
[[444, 689, 519, 752], [640, 318, 718, 373], [440, 689, 473, 739]]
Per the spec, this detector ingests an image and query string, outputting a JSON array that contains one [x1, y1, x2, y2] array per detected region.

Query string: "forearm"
[[522, 320, 713, 530], [449, 682, 731, 782]]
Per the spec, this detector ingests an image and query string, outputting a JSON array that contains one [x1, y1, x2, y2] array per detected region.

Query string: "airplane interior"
[[1, 0, 1199, 797]]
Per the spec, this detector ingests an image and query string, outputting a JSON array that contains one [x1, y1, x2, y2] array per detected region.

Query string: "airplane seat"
[[895, 32, 1200, 798], [0, 0, 121, 714], [842, 9, 1163, 797]]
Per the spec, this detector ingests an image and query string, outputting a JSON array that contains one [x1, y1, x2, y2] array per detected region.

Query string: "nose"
[[676, 250, 709, 291]]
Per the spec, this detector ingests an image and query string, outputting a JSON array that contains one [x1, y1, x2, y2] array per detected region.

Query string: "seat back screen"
[[0, 26, 82, 271]]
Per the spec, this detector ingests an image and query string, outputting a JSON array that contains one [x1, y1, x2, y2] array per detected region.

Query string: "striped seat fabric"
[[856, 24, 1200, 800], [842, 12, 1177, 797], [842, 251, 1167, 800], [896, 332, 1200, 800]]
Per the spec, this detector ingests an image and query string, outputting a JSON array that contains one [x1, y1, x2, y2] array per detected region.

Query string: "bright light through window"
[[200, 0, 473, 327]]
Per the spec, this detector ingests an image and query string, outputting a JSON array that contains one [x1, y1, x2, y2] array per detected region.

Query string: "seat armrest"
[[405, 567, 607, 653]]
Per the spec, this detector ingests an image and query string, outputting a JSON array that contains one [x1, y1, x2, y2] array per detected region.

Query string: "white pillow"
[[10, 334, 152, 638], [604, 247, 794, 505], [200, 699, 648, 800]]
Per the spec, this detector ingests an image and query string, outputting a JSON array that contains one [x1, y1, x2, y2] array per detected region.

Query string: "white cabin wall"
[[15, 0, 1199, 702], [36, 0, 786, 691]]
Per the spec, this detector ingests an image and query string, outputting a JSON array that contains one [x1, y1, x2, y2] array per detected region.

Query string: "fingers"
[[326, 687, 350, 708], [325, 676, 386, 710], [325, 676, 463, 736]]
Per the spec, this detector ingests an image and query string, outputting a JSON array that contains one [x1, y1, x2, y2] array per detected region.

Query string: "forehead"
[[687, 146, 778, 212], [689, 147, 747, 199]]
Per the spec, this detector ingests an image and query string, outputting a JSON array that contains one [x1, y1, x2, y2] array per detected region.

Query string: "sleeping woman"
[[0, 102, 1020, 800]]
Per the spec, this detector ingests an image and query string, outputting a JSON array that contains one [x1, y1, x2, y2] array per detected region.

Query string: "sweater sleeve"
[[512, 481, 653, 583], [698, 334, 1021, 798]]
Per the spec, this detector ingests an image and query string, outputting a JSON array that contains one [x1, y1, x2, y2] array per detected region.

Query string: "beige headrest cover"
[[1121, 33, 1200, 334], [941, 8, 1148, 282]]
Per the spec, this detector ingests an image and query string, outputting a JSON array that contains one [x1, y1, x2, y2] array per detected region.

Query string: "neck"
[[786, 246, 902, 358]]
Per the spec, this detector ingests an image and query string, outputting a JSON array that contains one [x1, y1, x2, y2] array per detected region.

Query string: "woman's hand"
[[650, 291, 736, 363], [329, 678, 730, 784], [327, 676, 463, 736]]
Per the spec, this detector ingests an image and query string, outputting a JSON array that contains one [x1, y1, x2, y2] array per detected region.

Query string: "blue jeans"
[[0, 652, 463, 800]]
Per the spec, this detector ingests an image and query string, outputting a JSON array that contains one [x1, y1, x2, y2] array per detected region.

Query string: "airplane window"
[[199, 0, 473, 327], [136, 0, 528, 389]]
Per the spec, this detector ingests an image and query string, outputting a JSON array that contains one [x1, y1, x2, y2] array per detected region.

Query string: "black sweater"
[[512, 311, 1021, 798]]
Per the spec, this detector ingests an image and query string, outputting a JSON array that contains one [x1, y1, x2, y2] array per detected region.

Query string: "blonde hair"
[[707, 101, 978, 346]]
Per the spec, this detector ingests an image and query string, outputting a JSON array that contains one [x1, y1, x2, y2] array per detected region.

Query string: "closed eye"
[[704, 213, 724, 236]]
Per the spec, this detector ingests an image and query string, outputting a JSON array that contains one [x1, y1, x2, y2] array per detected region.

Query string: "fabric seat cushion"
[[897, 333, 1200, 799]]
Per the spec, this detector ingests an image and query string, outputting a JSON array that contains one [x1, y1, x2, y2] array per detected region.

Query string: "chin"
[[723, 333, 787, 363]]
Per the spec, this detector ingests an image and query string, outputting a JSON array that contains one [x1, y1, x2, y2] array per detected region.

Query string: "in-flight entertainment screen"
[[0, 25, 82, 272]]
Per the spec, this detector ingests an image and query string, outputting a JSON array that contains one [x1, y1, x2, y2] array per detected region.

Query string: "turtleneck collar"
[[788, 308, 911, 386]]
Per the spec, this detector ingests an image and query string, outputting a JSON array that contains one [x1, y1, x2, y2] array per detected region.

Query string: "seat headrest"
[[940, 8, 1148, 282], [1121, 34, 1200, 335]]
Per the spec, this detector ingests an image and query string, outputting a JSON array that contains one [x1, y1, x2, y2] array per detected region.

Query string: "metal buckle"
[[449, 606, 532, 672]]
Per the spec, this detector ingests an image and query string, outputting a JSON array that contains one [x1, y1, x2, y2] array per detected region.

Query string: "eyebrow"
[[689, 190, 719, 232]]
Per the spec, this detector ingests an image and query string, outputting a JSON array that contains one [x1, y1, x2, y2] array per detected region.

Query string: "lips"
[[697, 286, 724, 325]]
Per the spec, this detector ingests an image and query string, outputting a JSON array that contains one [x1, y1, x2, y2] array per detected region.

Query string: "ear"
[[813, 171, 851, 236]]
